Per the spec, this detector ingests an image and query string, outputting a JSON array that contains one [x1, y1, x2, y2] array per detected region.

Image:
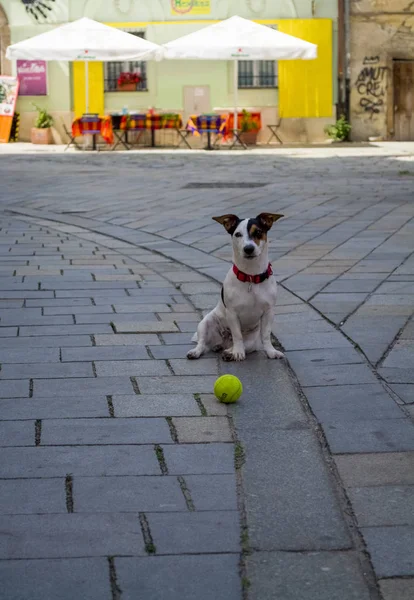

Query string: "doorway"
[[183, 86, 211, 121], [394, 60, 414, 141], [0, 3, 11, 75]]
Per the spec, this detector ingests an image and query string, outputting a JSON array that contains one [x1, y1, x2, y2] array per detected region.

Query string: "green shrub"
[[32, 104, 54, 129], [324, 114, 351, 142]]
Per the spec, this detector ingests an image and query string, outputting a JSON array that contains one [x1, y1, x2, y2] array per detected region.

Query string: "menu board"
[[0, 76, 20, 143]]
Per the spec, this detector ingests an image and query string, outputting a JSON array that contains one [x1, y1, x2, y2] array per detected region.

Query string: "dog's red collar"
[[232, 263, 273, 284]]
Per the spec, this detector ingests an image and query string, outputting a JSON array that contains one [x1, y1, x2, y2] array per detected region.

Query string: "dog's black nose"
[[244, 245, 255, 255]]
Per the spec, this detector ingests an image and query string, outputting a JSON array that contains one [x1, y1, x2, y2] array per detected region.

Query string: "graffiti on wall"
[[355, 56, 387, 118]]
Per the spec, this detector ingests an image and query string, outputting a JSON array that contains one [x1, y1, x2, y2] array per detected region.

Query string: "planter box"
[[239, 130, 259, 145], [31, 127, 53, 145], [117, 83, 137, 92]]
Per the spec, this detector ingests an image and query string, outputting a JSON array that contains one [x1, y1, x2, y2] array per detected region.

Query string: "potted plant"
[[31, 104, 54, 144], [239, 109, 260, 145], [117, 72, 141, 91], [324, 114, 351, 143]]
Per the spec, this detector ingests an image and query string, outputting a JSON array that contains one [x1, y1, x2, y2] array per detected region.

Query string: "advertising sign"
[[0, 76, 20, 143], [17, 60, 48, 96], [171, 0, 211, 16]]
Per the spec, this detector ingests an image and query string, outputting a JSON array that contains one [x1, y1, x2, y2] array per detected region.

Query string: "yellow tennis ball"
[[214, 375, 243, 404]]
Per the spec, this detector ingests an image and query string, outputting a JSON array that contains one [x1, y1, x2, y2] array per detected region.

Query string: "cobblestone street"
[[0, 146, 413, 599]]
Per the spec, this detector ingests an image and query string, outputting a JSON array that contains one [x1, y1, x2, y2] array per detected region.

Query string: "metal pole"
[[85, 61, 89, 114], [344, 0, 351, 123], [233, 59, 238, 133]]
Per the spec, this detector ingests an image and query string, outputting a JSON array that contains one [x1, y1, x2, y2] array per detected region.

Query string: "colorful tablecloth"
[[187, 114, 229, 137], [119, 113, 183, 131], [72, 116, 113, 145], [227, 112, 262, 131]]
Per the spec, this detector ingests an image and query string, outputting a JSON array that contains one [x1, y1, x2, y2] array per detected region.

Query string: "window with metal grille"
[[104, 31, 148, 92], [238, 60, 278, 88], [238, 24, 278, 89]]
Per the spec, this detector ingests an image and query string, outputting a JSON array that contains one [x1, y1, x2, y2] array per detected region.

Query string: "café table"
[[71, 114, 113, 150], [186, 114, 229, 150], [110, 112, 183, 150]]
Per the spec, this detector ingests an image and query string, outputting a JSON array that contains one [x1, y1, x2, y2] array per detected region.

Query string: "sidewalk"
[[0, 214, 373, 600], [0, 146, 413, 599]]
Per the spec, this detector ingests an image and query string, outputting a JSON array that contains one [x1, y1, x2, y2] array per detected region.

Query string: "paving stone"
[[0, 558, 111, 600], [160, 332, 195, 345], [0, 380, 29, 398], [304, 384, 404, 423], [390, 384, 414, 404], [198, 393, 228, 415], [231, 427, 351, 551], [61, 345, 150, 362], [342, 316, 408, 362], [147, 511, 240, 554], [95, 333, 161, 346], [8, 335, 93, 349], [113, 394, 201, 417], [335, 453, 414, 487], [148, 344, 208, 359], [379, 578, 414, 600], [172, 417, 232, 442], [325, 419, 414, 453], [379, 368, 414, 384], [322, 279, 383, 293], [18, 324, 113, 338], [25, 299, 93, 307], [362, 526, 414, 577], [0, 347, 59, 363], [116, 554, 241, 600], [0, 513, 146, 559], [0, 445, 160, 477], [276, 332, 350, 350], [162, 443, 235, 475], [137, 375, 217, 394], [348, 486, 414, 527], [112, 321, 179, 333], [1, 314, 74, 326], [94, 359, 170, 377], [297, 363, 378, 387], [0, 395, 109, 420], [247, 551, 371, 600], [41, 417, 172, 445], [185, 474, 237, 510], [0, 479, 65, 514], [33, 376, 135, 397], [113, 303, 172, 313], [0, 362, 94, 379], [0, 327, 18, 337], [74, 476, 186, 512], [383, 340, 414, 368], [285, 347, 364, 367], [169, 358, 219, 376], [0, 421, 34, 446]]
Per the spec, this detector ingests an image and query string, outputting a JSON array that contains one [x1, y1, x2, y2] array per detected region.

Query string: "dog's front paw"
[[265, 347, 284, 359], [187, 348, 201, 360], [222, 348, 246, 362]]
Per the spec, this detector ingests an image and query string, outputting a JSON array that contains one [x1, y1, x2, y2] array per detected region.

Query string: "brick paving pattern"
[[0, 147, 413, 598]]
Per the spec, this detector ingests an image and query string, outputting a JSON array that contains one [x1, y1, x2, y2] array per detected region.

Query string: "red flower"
[[117, 72, 141, 86]]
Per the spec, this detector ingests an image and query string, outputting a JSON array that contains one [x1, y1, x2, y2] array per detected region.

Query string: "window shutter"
[[278, 19, 333, 118], [73, 62, 104, 117]]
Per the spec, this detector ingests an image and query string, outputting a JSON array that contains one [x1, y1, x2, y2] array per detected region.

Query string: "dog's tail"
[[191, 332, 198, 343]]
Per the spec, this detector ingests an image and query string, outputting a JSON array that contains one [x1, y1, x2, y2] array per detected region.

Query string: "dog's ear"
[[256, 213, 284, 231], [212, 214, 240, 235]]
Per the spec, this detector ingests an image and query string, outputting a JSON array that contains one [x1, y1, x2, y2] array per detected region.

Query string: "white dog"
[[187, 212, 285, 362]]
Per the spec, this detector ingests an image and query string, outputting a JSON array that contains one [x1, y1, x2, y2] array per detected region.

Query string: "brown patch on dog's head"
[[256, 213, 284, 231], [212, 214, 241, 235], [248, 222, 267, 246]]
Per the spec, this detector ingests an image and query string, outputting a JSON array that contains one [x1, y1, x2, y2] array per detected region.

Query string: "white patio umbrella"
[[6, 17, 162, 112], [162, 15, 317, 128]]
